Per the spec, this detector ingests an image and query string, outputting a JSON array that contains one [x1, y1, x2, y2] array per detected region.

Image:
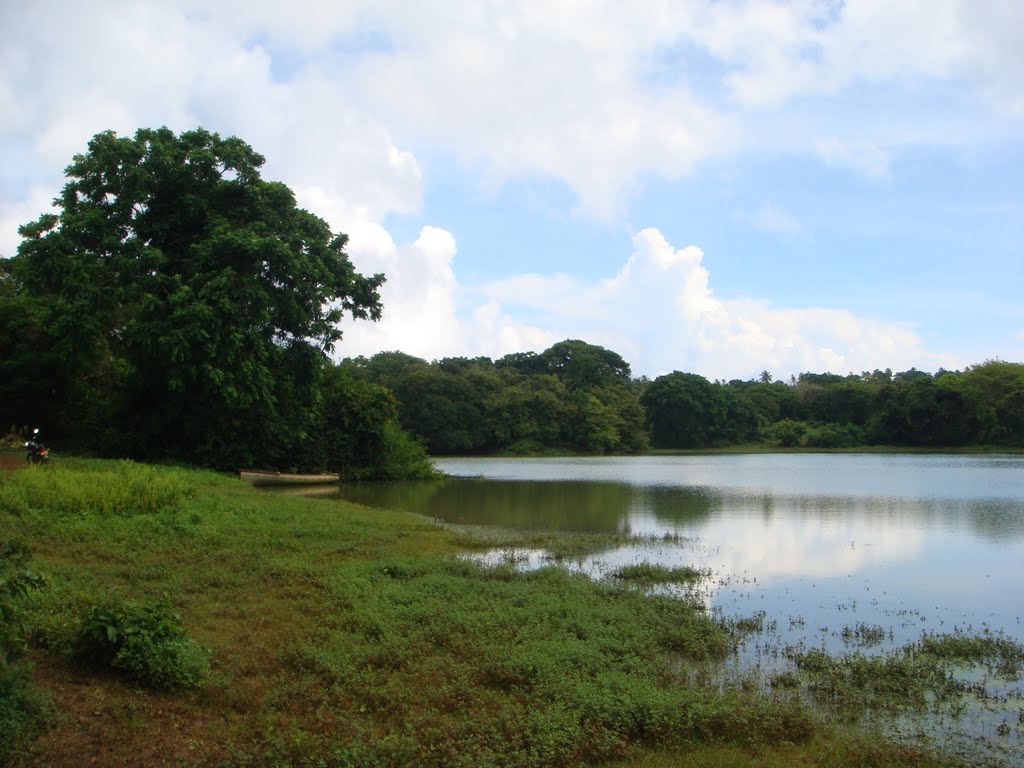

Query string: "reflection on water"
[[330, 454, 1024, 763], [333, 454, 1024, 639], [340, 478, 642, 532], [339, 456, 1024, 544]]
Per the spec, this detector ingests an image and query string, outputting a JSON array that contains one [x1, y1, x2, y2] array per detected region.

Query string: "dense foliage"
[[355, 350, 1024, 452], [351, 340, 649, 455], [1, 127, 433, 477]]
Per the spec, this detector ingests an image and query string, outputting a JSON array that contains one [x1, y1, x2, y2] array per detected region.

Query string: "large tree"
[[5, 127, 383, 469]]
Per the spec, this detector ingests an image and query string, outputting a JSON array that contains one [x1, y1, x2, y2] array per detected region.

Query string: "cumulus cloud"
[[0, 2, 422, 241], [373, 227, 946, 380], [0, 1, 1015, 379], [334, 224, 465, 361]]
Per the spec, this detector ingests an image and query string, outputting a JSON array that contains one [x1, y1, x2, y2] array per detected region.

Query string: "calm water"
[[332, 453, 1024, 761]]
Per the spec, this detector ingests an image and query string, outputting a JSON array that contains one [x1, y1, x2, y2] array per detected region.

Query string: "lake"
[[332, 453, 1024, 762]]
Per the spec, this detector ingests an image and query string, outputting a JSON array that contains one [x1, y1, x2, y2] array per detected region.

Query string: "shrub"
[[73, 600, 209, 690], [762, 419, 807, 447], [803, 422, 867, 448]]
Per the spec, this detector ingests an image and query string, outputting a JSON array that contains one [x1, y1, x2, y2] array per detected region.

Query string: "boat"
[[239, 469, 340, 487]]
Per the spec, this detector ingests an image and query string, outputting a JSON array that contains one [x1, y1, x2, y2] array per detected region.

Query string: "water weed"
[[917, 631, 1024, 676], [610, 563, 708, 586]]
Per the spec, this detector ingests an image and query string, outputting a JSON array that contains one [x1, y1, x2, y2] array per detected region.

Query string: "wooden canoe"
[[239, 469, 340, 487]]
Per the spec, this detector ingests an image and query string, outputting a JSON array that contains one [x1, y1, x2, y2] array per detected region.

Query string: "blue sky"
[[2, 1, 1022, 380]]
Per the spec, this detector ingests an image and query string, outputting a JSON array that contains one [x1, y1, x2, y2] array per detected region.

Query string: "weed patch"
[[611, 563, 708, 586], [72, 600, 210, 690], [918, 631, 1024, 676]]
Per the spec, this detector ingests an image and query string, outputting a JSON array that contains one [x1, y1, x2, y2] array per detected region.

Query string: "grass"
[[610, 563, 708, 586], [0, 458, 974, 767]]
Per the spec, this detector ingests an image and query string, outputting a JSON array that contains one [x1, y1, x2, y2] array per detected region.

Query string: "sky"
[[2, 1, 1022, 381]]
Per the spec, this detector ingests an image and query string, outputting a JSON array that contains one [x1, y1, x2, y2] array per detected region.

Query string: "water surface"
[[333, 453, 1024, 762]]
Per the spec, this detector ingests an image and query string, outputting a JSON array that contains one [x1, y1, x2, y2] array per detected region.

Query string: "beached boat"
[[239, 469, 340, 487]]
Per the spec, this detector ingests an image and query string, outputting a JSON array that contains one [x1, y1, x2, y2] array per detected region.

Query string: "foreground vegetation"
[[0, 459, 987, 767]]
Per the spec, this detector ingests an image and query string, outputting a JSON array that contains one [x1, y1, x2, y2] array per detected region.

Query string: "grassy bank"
[[0, 459, 967, 767]]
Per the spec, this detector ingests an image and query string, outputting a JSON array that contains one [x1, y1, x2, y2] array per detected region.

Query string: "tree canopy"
[[355, 340, 649, 455], [3, 127, 396, 471]]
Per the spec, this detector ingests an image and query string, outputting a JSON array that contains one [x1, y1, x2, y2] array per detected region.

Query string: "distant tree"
[[808, 380, 875, 425], [488, 373, 569, 451], [437, 356, 494, 374], [539, 340, 632, 389], [759, 370, 773, 384], [893, 367, 932, 383], [358, 351, 429, 384], [948, 361, 1024, 445], [386, 365, 499, 453], [495, 351, 546, 376], [868, 377, 970, 446]]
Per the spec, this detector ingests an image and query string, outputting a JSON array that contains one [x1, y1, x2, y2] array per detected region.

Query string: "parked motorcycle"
[[25, 428, 49, 464]]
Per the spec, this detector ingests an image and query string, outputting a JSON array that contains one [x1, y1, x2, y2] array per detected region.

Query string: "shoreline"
[[2, 458, 1012, 767]]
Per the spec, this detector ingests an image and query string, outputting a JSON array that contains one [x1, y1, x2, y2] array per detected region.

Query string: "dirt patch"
[[1, 452, 27, 472], [20, 657, 233, 768]]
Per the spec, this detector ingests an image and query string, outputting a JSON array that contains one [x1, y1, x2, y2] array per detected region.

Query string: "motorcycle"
[[25, 428, 49, 464]]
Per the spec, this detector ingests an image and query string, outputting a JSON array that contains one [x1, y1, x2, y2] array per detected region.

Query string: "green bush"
[[762, 419, 807, 447], [73, 600, 209, 690], [803, 422, 867, 448]]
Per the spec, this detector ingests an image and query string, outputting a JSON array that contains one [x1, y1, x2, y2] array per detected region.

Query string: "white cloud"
[[337, 224, 465, 361], [0, 2, 422, 239], [3, 0, 1021, 230], [0, 186, 58, 258], [0, 1, 1015, 378], [355, 226, 949, 380]]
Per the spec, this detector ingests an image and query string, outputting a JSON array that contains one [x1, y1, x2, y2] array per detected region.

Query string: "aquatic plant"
[[610, 562, 708, 586]]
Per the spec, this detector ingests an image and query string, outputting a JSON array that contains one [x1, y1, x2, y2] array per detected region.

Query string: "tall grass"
[[0, 461, 194, 519]]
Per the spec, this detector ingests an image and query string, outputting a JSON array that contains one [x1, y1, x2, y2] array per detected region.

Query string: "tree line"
[[343, 347, 1024, 454], [2, 126, 1021, 476]]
